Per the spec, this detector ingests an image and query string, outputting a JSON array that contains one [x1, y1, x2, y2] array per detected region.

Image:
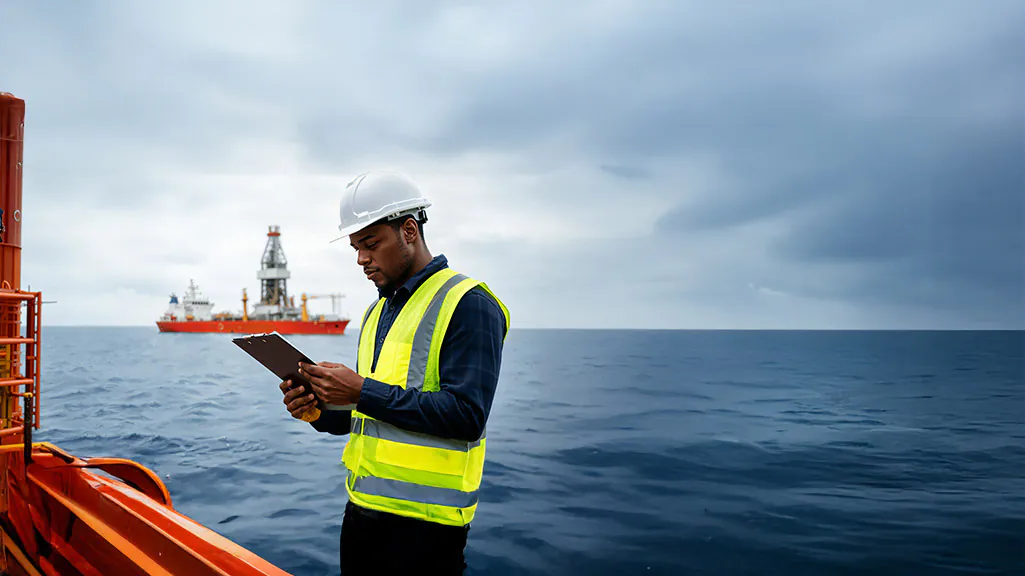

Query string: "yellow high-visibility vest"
[[342, 267, 510, 526]]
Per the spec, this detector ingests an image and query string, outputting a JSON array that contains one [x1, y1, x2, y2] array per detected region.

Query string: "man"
[[278, 170, 510, 575]]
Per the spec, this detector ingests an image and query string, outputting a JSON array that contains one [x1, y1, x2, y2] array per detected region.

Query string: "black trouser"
[[339, 500, 469, 575]]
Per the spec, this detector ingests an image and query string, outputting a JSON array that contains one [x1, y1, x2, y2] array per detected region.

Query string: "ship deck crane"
[[300, 292, 344, 322]]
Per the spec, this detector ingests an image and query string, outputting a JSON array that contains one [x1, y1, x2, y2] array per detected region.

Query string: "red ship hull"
[[156, 319, 349, 334]]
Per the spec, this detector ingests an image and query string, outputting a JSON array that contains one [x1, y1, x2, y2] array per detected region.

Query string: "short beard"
[[396, 235, 415, 279], [381, 230, 416, 294]]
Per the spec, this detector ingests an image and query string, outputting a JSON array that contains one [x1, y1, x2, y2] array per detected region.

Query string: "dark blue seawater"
[[36, 328, 1024, 575]]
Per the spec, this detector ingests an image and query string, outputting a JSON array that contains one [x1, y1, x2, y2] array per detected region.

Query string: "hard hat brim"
[[329, 207, 428, 244]]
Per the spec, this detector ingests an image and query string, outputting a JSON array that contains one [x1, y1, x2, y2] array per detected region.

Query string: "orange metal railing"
[[0, 91, 293, 576]]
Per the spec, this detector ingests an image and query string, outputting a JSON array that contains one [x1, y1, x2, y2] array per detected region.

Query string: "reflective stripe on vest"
[[359, 302, 375, 338], [406, 272, 467, 389], [342, 267, 510, 527], [351, 415, 484, 451], [348, 471, 479, 509]]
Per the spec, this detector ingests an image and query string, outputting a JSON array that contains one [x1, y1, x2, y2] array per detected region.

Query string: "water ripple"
[[34, 327, 1025, 575]]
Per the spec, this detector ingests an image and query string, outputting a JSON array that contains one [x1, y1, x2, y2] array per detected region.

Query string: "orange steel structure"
[[0, 93, 294, 574], [155, 318, 349, 334]]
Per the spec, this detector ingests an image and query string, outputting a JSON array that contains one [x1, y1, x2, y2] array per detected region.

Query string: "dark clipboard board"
[[232, 332, 355, 411]]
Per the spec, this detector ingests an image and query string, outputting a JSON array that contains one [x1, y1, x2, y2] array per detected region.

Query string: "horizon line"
[[35, 325, 1025, 332]]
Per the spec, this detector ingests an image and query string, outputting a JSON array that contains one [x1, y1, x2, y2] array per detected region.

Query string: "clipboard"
[[232, 332, 356, 411]]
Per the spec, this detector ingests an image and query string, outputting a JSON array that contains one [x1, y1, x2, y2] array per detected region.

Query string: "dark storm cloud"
[[2, 0, 1023, 326], [773, 122, 1024, 312], [372, 0, 1024, 325]]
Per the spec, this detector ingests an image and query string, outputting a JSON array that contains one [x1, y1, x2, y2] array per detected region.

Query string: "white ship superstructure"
[[160, 279, 215, 322]]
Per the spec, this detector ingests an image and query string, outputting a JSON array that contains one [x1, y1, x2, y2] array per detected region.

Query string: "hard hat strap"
[[385, 208, 428, 225]]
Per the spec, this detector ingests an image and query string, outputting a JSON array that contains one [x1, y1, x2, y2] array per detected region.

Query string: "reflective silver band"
[[350, 471, 479, 509], [351, 415, 483, 451], [405, 273, 469, 390], [358, 300, 378, 342]]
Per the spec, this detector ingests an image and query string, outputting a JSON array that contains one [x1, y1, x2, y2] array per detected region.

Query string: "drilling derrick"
[[256, 225, 291, 319], [155, 223, 351, 333]]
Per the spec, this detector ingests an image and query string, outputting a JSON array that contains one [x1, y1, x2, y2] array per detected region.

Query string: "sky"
[[1, 0, 1023, 329]]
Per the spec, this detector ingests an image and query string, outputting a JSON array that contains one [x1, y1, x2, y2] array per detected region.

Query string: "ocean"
[[36, 327, 1024, 575]]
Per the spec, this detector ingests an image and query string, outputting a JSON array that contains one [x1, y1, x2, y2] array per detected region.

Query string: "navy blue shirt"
[[311, 255, 506, 442]]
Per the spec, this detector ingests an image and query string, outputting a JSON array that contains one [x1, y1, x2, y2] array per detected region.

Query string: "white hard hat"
[[331, 170, 431, 242]]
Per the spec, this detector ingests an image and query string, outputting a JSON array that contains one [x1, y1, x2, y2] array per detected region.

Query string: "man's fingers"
[[287, 397, 313, 413], [309, 380, 329, 399], [304, 369, 329, 389], [287, 394, 315, 413], [279, 379, 292, 393], [299, 362, 326, 377], [282, 386, 305, 403]]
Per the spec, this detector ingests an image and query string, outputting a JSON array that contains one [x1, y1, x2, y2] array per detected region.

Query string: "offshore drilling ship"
[[156, 225, 350, 335], [0, 92, 296, 575]]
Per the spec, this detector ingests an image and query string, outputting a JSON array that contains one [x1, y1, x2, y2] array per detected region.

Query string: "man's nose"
[[356, 249, 371, 266]]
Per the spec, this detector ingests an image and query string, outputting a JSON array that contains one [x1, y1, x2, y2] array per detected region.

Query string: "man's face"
[[349, 221, 413, 291]]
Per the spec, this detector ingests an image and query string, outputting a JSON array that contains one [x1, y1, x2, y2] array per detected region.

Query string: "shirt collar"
[[379, 254, 449, 300]]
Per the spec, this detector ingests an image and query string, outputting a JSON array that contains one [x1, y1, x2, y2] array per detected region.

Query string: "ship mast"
[[257, 225, 290, 318]]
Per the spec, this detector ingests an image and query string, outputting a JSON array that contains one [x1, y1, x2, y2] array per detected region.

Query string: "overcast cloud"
[[2, 0, 1022, 329]]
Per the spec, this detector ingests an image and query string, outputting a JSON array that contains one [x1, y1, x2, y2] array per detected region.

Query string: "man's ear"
[[403, 218, 419, 244]]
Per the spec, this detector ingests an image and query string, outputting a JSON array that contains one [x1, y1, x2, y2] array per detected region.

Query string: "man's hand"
[[279, 379, 318, 420], [298, 361, 364, 407]]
